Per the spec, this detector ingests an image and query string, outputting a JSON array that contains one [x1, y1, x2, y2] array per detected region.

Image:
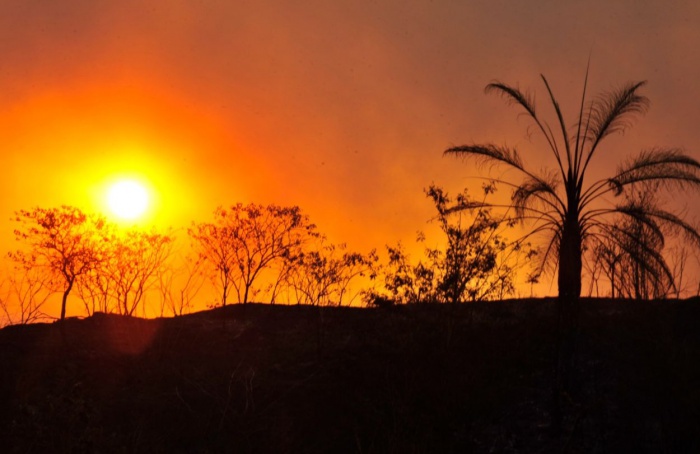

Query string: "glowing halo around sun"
[[106, 179, 151, 221]]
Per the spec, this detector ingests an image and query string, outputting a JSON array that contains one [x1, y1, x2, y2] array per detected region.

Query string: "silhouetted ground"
[[0, 298, 699, 453]]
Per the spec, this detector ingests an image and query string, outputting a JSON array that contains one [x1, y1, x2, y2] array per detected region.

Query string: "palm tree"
[[445, 69, 700, 303]]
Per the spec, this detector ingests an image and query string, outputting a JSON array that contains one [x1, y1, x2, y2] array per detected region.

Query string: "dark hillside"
[[0, 299, 699, 452]]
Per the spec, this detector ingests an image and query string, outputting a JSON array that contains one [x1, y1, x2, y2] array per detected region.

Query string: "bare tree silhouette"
[[157, 253, 206, 317], [105, 229, 173, 316], [188, 212, 239, 306], [190, 204, 317, 305], [284, 239, 377, 306], [11, 206, 109, 321], [73, 227, 173, 316], [0, 266, 54, 325]]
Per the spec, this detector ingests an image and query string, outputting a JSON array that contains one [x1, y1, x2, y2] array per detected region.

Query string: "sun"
[[106, 179, 150, 220]]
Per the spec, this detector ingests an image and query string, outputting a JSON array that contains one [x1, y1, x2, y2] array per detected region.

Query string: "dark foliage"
[[367, 184, 534, 305]]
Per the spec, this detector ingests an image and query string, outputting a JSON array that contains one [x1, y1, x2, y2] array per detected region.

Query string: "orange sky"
[[2, 1, 700, 297]]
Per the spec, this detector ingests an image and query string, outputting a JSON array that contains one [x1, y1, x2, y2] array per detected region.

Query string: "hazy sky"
[[2, 0, 700, 260]]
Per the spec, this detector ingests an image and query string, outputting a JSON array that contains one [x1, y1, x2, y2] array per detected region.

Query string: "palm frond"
[[485, 82, 537, 118], [444, 144, 525, 172], [466, 177, 564, 224], [607, 201, 700, 249], [586, 81, 649, 144], [579, 81, 649, 179], [538, 229, 561, 278], [573, 60, 592, 178], [485, 81, 567, 177], [612, 203, 667, 248], [609, 148, 700, 194], [540, 75, 573, 171], [642, 207, 700, 248], [511, 171, 563, 220]]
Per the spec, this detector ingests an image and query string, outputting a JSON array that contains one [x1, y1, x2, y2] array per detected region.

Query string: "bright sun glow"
[[106, 179, 150, 220]]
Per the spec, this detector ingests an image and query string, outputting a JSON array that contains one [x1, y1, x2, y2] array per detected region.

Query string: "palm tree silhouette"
[[445, 69, 700, 303]]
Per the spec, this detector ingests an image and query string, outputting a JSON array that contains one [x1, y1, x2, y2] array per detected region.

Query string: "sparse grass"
[[0, 299, 698, 452]]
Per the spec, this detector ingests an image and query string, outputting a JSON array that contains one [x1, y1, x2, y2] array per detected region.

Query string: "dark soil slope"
[[0, 299, 699, 453]]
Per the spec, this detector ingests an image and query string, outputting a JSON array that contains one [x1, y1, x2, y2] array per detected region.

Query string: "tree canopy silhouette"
[[11, 206, 109, 321], [445, 70, 700, 302], [189, 204, 317, 305], [90, 228, 173, 316]]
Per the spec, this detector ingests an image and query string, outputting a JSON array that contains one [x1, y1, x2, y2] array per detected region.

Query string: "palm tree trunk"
[[553, 211, 582, 433], [558, 218, 582, 300]]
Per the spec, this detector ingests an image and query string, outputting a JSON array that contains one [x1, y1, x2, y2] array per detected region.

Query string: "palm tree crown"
[[445, 70, 700, 300]]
